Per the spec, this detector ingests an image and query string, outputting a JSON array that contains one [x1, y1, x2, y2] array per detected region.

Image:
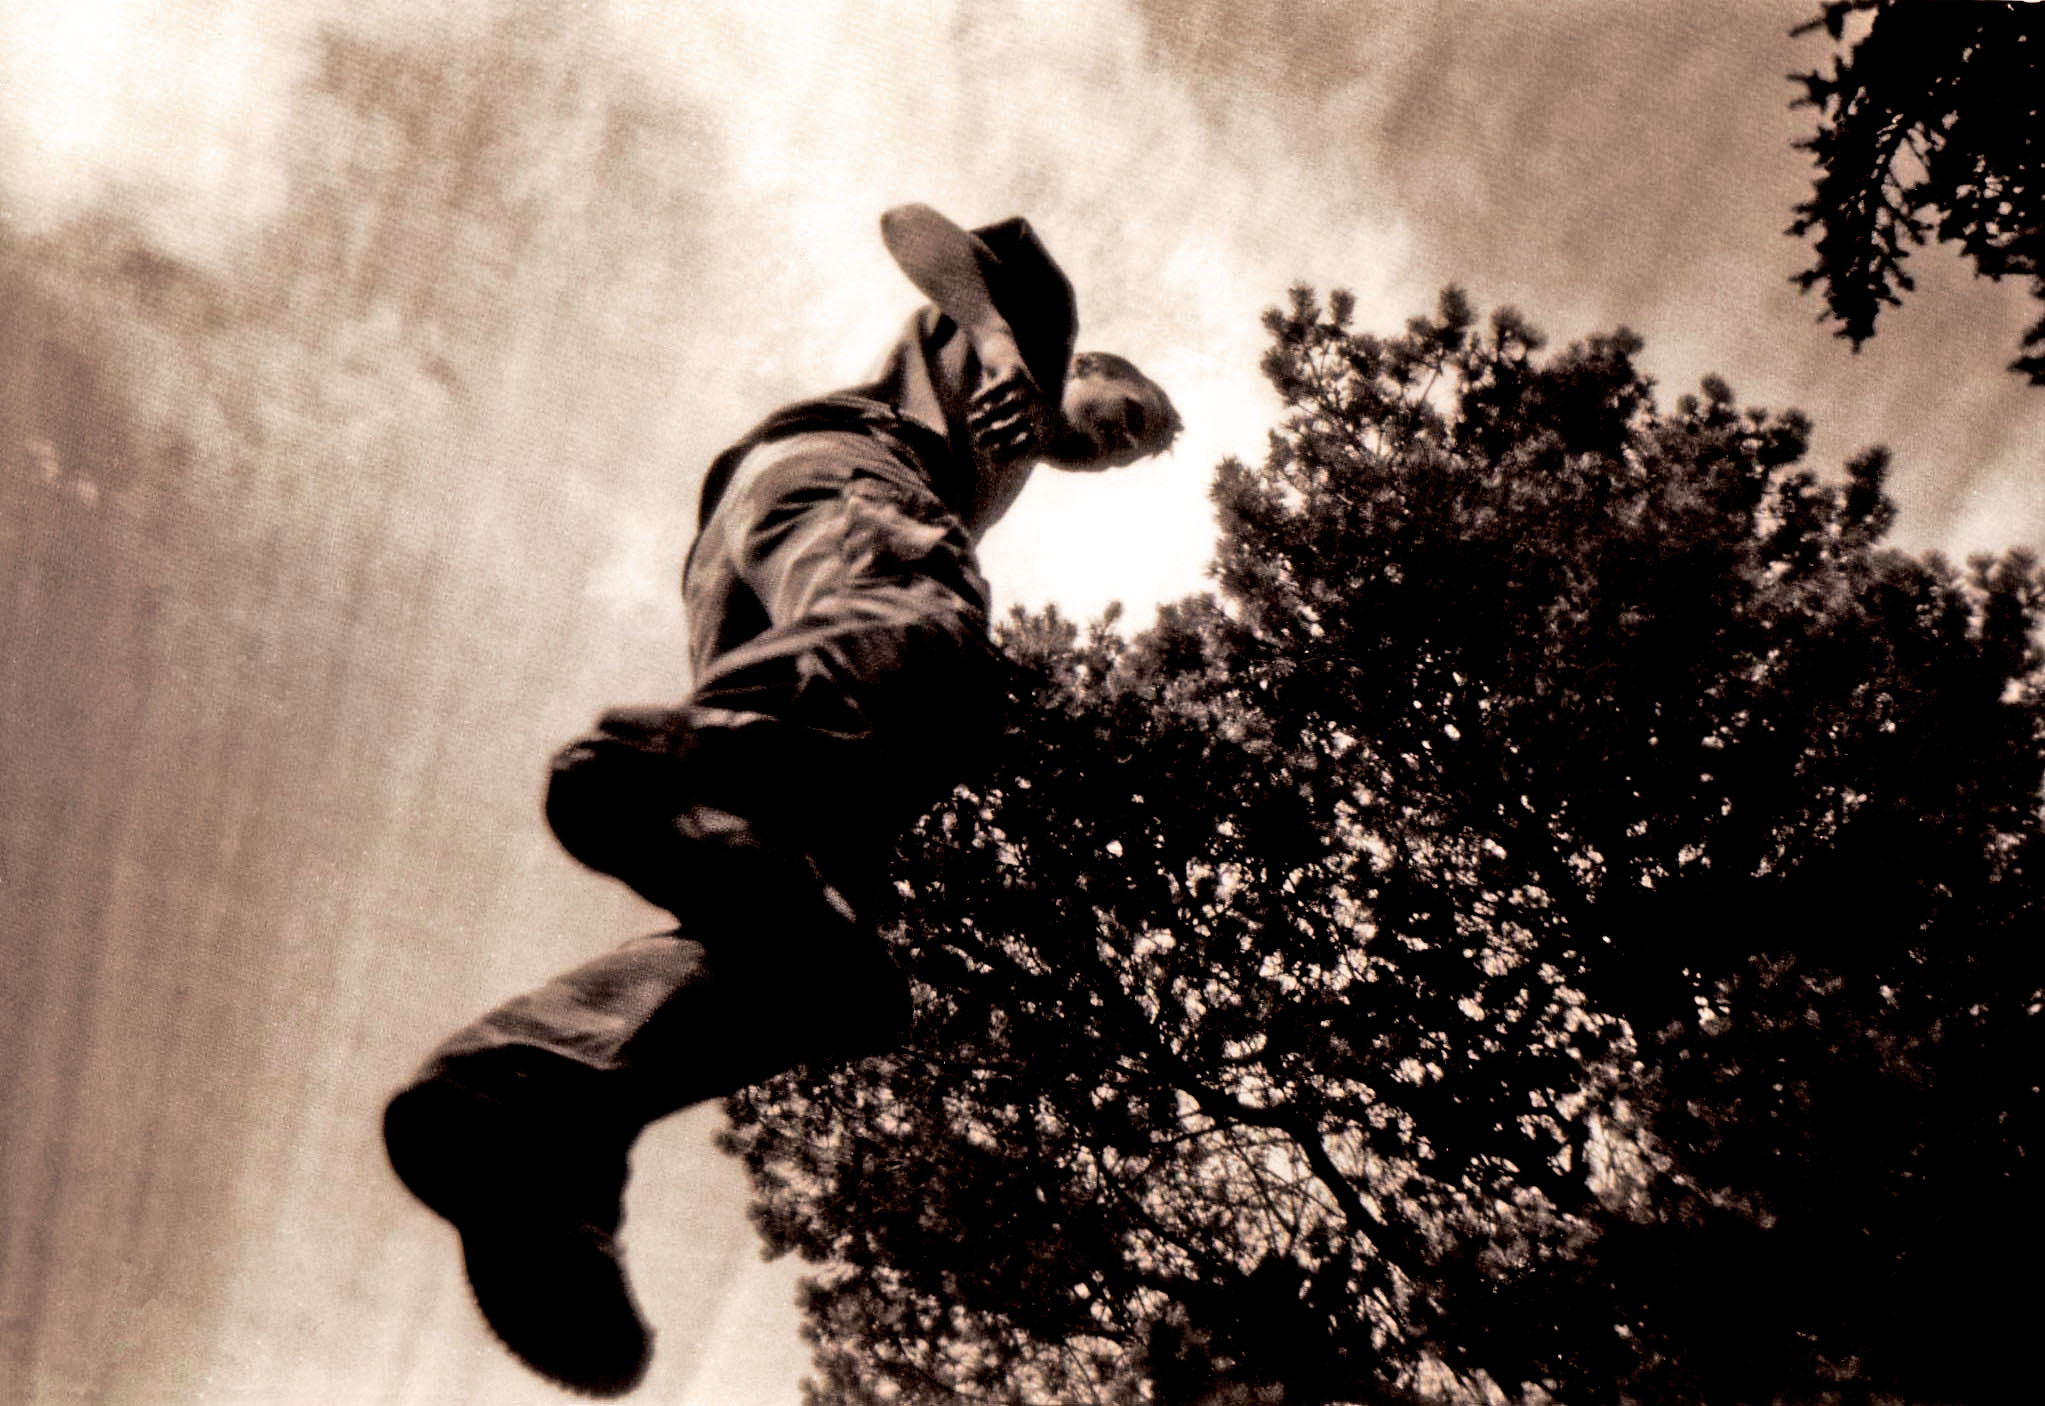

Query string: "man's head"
[[1047, 351, 1182, 470]]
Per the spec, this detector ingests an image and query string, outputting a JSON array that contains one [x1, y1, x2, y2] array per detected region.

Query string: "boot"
[[386, 906, 911, 1392], [384, 1044, 651, 1397]]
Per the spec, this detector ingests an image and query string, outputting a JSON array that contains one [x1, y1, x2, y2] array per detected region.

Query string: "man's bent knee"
[[544, 717, 691, 882]]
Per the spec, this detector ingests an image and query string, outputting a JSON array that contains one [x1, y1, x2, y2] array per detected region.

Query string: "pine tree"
[[723, 287, 2045, 1404], [1790, 0, 2045, 382]]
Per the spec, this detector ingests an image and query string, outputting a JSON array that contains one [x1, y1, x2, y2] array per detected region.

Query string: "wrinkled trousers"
[[411, 428, 1000, 1126]]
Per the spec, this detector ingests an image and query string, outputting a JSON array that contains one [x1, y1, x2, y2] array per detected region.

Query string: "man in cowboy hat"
[[383, 203, 1180, 1395]]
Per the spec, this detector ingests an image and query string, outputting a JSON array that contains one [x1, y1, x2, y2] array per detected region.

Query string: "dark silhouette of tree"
[[722, 287, 2045, 1404], [1789, 0, 2045, 382]]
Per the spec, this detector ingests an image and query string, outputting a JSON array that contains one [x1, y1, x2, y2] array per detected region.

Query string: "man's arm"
[[879, 204, 1050, 463]]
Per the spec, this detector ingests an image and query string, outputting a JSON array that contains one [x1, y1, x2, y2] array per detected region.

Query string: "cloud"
[[16, 0, 2025, 624], [0, 0, 1432, 624], [589, 0, 1419, 619], [0, 1, 308, 257]]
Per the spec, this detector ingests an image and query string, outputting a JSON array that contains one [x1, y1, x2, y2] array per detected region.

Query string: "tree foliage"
[[723, 286, 2045, 1404], [1789, 0, 2045, 382]]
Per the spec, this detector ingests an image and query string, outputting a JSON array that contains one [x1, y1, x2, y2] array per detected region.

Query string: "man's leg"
[[510, 429, 998, 1104], [385, 430, 995, 1394], [383, 911, 912, 1396], [546, 428, 1002, 910]]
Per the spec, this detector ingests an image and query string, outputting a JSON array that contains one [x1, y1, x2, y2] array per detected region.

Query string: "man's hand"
[[883, 205, 1051, 462], [968, 337, 1050, 464]]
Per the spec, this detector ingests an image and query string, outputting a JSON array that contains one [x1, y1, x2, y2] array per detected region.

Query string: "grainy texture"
[[1, 3, 2040, 1403]]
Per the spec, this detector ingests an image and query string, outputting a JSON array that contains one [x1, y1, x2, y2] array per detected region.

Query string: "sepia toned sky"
[[7, 0, 2038, 624], [3, 3, 2040, 1405]]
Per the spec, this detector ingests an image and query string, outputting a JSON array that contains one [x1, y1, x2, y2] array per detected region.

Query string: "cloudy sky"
[[8, 0, 2039, 623], [2, 2, 2040, 1404]]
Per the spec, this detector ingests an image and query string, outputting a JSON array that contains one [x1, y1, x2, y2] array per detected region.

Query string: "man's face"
[[1057, 369, 1168, 470]]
